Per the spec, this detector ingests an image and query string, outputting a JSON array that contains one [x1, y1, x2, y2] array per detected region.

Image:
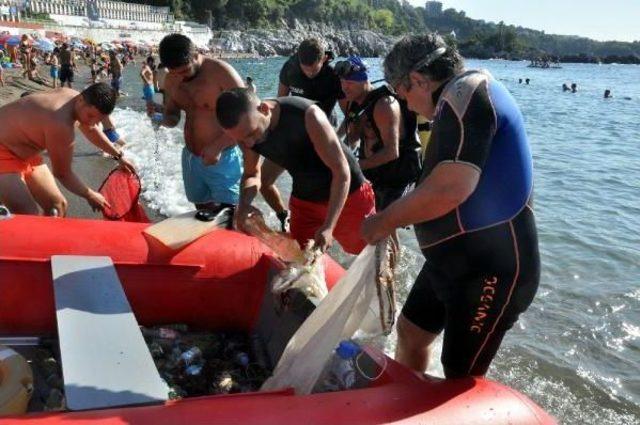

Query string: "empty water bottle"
[[321, 340, 362, 392]]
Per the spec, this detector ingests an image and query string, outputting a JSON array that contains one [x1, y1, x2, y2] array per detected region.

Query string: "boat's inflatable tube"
[[0, 346, 33, 415]]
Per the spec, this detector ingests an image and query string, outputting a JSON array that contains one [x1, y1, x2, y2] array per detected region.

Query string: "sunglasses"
[[334, 60, 366, 78], [389, 46, 447, 88]]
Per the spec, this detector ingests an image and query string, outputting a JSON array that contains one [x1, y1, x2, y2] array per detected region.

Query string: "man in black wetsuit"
[[216, 88, 375, 255], [262, 38, 345, 231], [361, 34, 540, 378], [337, 55, 421, 211]]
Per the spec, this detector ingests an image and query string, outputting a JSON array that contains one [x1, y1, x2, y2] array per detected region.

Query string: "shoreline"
[[0, 64, 162, 221]]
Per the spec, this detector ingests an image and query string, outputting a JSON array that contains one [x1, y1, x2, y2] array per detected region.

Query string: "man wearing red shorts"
[[0, 83, 134, 216], [216, 87, 375, 254]]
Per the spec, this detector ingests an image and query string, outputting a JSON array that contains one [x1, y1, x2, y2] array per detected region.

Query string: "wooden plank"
[[51, 255, 168, 411], [143, 208, 232, 251]]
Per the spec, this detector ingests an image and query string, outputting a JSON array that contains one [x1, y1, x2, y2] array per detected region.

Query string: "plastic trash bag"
[[243, 212, 305, 263], [261, 239, 396, 395], [271, 243, 327, 300]]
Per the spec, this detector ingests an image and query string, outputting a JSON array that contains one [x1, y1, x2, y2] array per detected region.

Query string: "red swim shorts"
[[0, 144, 43, 178], [289, 182, 376, 255]]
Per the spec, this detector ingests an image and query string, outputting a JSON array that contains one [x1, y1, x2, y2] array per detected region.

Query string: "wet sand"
[[0, 64, 161, 221]]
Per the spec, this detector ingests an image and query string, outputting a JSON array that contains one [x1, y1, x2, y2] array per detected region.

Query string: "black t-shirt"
[[279, 54, 344, 119], [252, 97, 365, 202]]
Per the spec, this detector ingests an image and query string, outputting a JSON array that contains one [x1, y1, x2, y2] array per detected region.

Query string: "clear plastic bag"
[[261, 238, 396, 395], [271, 243, 327, 300], [243, 212, 305, 264]]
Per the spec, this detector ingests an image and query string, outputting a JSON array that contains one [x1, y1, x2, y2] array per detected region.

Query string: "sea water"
[[112, 58, 639, 424]]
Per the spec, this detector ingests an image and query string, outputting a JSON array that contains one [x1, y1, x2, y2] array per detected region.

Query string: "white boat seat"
[[51, 255, 168, 411]]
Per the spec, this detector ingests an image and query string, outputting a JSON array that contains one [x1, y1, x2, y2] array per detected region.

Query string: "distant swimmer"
[[518, 78, 522, 84], [216, 88, 375, 254], [604, 89, 612, 99], [562, 83, 571, 92], [571, 83, 577, 93], [245, 76, 256, 93], [525, 78, 530, 85], [0, 83, 135, 216], [149, 33, 244, 214]]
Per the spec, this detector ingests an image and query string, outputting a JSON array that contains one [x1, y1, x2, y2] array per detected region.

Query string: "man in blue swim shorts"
[[362, 34, 540, 379], [141, 56, 155, 106], [148, 34, 244, 213]]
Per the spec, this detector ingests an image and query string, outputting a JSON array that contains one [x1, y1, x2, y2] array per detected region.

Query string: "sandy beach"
[[0, 64, 161, 220]]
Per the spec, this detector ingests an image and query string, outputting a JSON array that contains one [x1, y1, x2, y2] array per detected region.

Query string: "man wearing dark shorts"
[[216, 88, 375, 255], [58, 44, 75, 88], [262, 38, 345, 231], [362, 34, 540, 378]]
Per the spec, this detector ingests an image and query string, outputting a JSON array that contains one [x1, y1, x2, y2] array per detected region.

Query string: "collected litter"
[[262, 238, 397, 395], [140, 325, 271, 399]]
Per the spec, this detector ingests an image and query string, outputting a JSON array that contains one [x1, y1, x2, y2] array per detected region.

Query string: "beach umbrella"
[[35, 38, 55, 52], [0, 35, 12, 46], [6, 35, 21, 47]]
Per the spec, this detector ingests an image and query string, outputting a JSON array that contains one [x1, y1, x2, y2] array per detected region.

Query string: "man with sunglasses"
[[261, 39, 345, 232], [337, 56, 421, 213], [148, 34, 244, 214], [362, 34, 540, 379]]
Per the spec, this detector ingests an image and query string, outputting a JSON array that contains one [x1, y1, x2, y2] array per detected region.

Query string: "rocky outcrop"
[[211, 20, 396, 57]]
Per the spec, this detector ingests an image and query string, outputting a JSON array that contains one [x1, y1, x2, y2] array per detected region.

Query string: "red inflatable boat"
[[0, 215, 555, 424]]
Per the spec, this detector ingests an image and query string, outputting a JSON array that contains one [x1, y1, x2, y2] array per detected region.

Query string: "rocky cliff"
[[210, 20, 396, 57]]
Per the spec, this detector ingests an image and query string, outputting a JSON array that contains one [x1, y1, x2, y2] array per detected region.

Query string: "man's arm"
[[149, 79, 181, 127], [361, 163, 480, 243], [78, 124, 135, 173], [235, 146, 263, 231], [306, 106, 350, 250], [336, 99, 350, 140], [362, 85, 497, 243], [277, 83, 290, 97], [358, 96, 401, 170], [47, 128, 109, 210]]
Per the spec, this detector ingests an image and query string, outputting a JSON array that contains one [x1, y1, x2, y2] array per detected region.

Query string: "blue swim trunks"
[[103, 128, 121, 144], [142, 84, 154, 102], [111, 76, 122, 91], [181, 146, 243, 206], [50, 66, 58, 79]]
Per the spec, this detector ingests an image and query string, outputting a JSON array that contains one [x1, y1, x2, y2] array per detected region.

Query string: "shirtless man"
[[58, 43, 75, 89], [140, 56, 155, 106], [148, 34, 244, 212], [109, 51, 123, 98], [0, 83, 135, 216]]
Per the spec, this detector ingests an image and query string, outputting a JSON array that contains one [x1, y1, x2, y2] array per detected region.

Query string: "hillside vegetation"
[[133, 0, 640, 62]]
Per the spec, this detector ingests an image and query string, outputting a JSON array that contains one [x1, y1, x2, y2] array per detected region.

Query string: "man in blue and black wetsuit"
[[362, 34, 540, 378]]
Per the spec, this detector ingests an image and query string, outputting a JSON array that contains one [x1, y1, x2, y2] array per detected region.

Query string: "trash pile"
[[31, 348, 66, 411], [140, 325, 271, 399]]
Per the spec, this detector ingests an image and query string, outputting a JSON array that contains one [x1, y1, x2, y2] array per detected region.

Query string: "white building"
[[17, 0, 212, 47]]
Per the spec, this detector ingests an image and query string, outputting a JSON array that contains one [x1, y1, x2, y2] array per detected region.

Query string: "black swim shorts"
[[59, 65, 74, 83], [402, 206, 540, 378]]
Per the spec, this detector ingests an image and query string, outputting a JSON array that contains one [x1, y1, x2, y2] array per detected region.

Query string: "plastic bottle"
[[322, 340, 362, 392]]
